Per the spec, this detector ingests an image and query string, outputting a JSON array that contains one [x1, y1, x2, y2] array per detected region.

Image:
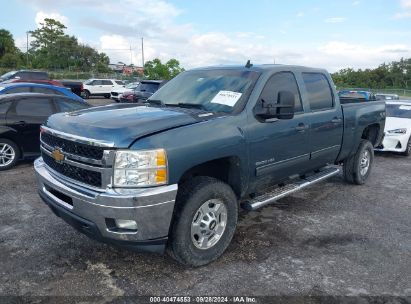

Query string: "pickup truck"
[[34, 64, 386, 266]]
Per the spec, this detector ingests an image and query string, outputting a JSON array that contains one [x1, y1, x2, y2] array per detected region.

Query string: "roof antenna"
[[245, 60, 253, 68]]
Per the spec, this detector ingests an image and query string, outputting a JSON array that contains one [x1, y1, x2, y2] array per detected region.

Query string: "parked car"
[[375, 101, 411, 156], [0, 93, 90, 170], [376, 93, 400, 100], [111, 82, 140, 102], [0, 70, 63, 87], [338, 90, 377, 103], [61, 80, 83, 97], [34, 64, 385, 266], [0, 83, 85, 102], [82, 79, 125, 99], [132, 80, 163, 103]]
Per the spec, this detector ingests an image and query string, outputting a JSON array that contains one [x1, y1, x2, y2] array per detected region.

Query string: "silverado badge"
[[51, 148, 65, 163]]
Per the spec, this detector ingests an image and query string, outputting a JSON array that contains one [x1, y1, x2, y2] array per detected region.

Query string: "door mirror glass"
[[277, 90, 295, 120]]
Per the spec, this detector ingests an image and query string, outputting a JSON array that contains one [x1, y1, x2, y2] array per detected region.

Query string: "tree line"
[[331, 58, 411, 89], [1, 19, 111, 73]]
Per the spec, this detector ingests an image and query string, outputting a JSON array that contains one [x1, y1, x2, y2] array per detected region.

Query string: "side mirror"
[[255, 90, 295, 121], [277, 91, 295, 120]]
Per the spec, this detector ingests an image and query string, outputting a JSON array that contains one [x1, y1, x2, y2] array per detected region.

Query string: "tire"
[[168, 176, 238, 267], [401, 136, 411, 156], [0, 139, 20, 171], [343, 139, 374, 185], [83, 90, 90, 99]]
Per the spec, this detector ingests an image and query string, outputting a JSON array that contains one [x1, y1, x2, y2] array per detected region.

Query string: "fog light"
[[115, 219, 138, 230]]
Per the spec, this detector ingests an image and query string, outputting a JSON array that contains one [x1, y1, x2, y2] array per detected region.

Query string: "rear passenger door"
[[300, 73, 343, 166], [101, 80, 115, 94], [6, 97, 56, 153]]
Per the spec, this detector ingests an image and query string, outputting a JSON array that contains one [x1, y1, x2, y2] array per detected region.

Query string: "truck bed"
[[337, 100, 386, 162]]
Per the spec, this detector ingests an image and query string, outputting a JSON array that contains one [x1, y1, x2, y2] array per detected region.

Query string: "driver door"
[[245, 71, 311, 189]]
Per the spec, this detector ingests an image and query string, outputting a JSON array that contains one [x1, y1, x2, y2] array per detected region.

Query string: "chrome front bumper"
[[34, 157, 177, 252]]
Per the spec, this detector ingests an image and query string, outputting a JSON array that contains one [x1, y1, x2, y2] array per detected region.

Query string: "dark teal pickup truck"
[[34, 64, 386, 266]]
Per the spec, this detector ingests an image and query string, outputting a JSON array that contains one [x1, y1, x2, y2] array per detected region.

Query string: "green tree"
[[0, 29, 18, 58], [144, 58, 184, 80], [29, 18, 110, 71]]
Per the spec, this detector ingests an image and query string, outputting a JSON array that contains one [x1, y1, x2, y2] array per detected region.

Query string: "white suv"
[[82, 79, 125, 99]]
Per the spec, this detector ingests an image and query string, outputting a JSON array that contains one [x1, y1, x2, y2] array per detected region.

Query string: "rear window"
[[55, 98, 89, 112], [19, 72, 48, 80], [302, 73, 334, 111], [139, 83, 159, 93], [115, 80, 124, 85], [32, 87, 64, 95]]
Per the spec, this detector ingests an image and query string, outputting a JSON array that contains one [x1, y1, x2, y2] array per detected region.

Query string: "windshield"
[[386, 104, 411, 119], [149, 69, 260, 113], [126, 83, 139, 89], [0, 71, 17, 81]]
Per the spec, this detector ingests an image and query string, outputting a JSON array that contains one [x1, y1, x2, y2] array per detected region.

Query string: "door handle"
[[295, 123, 308, 132], [331, 117, 342, 124]]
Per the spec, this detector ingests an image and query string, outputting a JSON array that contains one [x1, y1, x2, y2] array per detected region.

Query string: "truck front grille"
[[42, 153, 102, 188], [41, 132, 105, 160]]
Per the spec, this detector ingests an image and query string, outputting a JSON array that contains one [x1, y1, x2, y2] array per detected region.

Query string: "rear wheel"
[[83, 90, 90, 99], [168, 177, 238, 266], [343, 139, 374, 185], [401, 136, 411, 156], [0, 139, 20, 171]]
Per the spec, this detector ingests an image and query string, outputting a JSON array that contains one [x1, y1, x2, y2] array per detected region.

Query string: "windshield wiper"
[[165, 103, 207, 110]]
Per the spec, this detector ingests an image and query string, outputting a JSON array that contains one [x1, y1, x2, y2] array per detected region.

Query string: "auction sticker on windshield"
[[211, 91, 242, 107]]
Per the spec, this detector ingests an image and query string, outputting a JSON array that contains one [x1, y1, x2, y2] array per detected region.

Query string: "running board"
[[241, 167, 340, 211]]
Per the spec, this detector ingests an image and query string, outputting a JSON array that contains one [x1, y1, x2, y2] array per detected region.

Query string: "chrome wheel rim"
[[360, 150, 370, 176], [0, 143, 15, 167], [191, 199, 227, 250]]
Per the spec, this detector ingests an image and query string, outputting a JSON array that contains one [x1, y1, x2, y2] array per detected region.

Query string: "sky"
[[1, 0, 411, 72]]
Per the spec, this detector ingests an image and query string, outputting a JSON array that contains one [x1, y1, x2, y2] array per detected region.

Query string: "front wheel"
[[168, 177, 238, 267], [0, 139, 20, 171], [343, 139, 374, 185], [401, 136, 411, 156]]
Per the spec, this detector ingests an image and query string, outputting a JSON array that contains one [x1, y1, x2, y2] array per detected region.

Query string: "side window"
[[0, 102, 12, 114], [32, 87, 58, 95], [15, 98, 54, 117], [55, 98, 88, 112], [102, 80, 113, 85], [5, 87, 30, 94], [92, 80, 102, 85], [302, 73, 334, 111], [258, 72, 303, 113], [115, 80, 124, 85]]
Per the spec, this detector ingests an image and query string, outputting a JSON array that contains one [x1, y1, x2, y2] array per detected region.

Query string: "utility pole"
[[26, 31, 29, 67], [141, 37, 145, 67]]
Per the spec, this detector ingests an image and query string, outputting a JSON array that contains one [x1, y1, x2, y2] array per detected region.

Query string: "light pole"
[[141, 37, 145, 67], [26, 31, 29, 67]]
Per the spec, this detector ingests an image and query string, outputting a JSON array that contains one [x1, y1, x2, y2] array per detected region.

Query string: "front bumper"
[[34, 157, 177, 253], [375, 134, 410, 153]]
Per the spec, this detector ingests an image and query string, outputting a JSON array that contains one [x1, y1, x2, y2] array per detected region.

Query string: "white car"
[[110, 82, 140, 102], [376, 101, 411, 156], [82, 79, 125, 99]]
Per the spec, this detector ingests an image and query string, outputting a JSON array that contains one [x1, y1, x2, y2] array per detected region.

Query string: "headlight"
[[113, 149, 167, 187], [387, 128, 407, 135]]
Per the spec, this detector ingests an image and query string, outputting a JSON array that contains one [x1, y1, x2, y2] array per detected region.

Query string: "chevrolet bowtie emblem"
[[51, 148, 65, 163]]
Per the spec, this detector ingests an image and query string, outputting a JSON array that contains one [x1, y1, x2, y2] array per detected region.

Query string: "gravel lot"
[[0, 97, 410, 298]]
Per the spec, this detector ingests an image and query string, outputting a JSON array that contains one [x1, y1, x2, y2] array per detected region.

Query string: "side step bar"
[[241, 167, 340, 211]]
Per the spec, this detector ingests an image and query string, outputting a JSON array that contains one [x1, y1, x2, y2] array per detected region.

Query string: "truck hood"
[[45, 104, 200, 147], [385, 117, 411, 132]]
